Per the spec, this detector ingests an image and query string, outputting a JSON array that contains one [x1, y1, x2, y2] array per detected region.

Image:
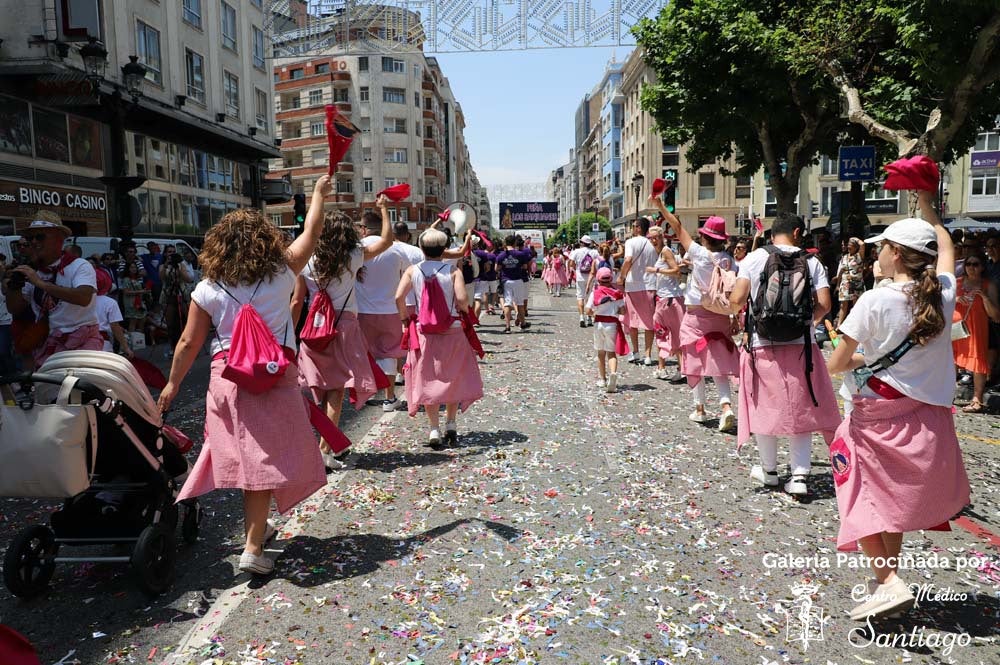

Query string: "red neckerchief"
[[32, 252, 78, 315]]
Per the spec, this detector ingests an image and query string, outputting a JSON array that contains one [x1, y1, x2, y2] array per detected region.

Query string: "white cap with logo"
[[865, 218, 938, 256], [579, 235, 594, 246]]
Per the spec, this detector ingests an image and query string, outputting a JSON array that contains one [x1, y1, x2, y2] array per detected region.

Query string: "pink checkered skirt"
[[177, 358, 326, 515], [736, 343, 842, 448], [358, 312, 405, 359], [624, 290, 656, 332], [654, 296, 684, 358], [404, 325, 483, 416], [297, 312, 378, 407], [679, 308, 739, 379], [831, 396, 970, 552]]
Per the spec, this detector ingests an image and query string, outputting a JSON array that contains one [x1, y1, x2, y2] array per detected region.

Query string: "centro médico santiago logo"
[[775, 582, 828, 649]]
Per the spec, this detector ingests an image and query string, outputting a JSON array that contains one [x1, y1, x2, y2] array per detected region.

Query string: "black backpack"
[[746, 246, 818, 405]]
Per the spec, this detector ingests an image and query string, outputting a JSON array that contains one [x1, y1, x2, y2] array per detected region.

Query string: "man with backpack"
[[569, 236, 600, 327], [728, 213, 842, 497]]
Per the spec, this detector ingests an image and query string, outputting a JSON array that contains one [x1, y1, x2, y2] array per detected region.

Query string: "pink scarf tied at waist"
[[402, 310, 483, 358], [694, 330, 736, 355]]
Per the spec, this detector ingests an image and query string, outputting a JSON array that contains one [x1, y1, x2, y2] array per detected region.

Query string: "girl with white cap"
[[826, 190, 970, 621]]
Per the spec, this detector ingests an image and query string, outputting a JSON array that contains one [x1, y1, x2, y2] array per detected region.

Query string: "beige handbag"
[[0, 377, 98, 498]]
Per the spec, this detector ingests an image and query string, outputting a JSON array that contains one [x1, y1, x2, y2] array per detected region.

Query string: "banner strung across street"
[[498, 202, 559, 229]]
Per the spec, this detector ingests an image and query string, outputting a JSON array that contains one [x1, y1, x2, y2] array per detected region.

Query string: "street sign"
[[592, 222, 600, 232], [590, 231, 607, 242], [838, 146, 876, 181]]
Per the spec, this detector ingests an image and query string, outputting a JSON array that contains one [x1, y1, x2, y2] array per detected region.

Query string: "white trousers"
[[756, 432, 813, 477], [691, 377, 732, 406]]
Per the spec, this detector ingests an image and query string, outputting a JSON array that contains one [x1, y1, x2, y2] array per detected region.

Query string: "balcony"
[[332, 72, 351, 83], [337, 162, 353, 173], [424, 167, 439, 178], [423, 138, 438, 150], [334, 101, 351, 113], [425, 195, 440, 206], [335, 193, 355, 204], [422, 109, 435, 121], [421, 80, 434, 92]]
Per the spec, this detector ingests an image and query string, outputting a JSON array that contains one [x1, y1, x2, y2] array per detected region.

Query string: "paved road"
[[2, 283, 1000, 664]]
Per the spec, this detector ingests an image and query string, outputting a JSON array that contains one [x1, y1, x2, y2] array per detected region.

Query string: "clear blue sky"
[[435, 47, 631, 188]]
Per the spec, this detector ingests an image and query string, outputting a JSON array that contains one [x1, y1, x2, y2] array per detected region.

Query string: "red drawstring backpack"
[[300, 284, 352, 351], [217, 282, 289, 394], [417, 265, 454, 334]]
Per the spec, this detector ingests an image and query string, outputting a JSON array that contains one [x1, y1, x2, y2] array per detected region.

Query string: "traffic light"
[[663, 169, 678, 214], [293, 193, 306, 231]]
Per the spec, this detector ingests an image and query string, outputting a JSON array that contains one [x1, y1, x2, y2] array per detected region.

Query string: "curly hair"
[[200, 208, 288, 285], [894, 242, 945, 346], [312, 212, 363, 287]]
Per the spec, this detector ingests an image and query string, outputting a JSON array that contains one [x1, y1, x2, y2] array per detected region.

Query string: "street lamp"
[[121, 55, 147, 101], [79, 37, 107, 82], [631, 172, 644, 222]]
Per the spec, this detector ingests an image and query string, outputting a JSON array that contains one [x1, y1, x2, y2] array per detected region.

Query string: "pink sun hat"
[[698, 216, 728, 241]]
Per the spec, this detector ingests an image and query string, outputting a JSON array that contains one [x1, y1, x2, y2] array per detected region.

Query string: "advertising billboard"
[[498, 202, 559, 229]]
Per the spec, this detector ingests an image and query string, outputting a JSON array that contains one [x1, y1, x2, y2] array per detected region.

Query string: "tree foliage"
[[789, 1, 1000, 162], [546, 213, 610, 247], [633, 0, 848, 214]]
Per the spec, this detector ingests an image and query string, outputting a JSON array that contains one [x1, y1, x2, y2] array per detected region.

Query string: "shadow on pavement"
[[460, 430, 529, 448], [274, 518, 525, 587], [350, 450, 453, 473]]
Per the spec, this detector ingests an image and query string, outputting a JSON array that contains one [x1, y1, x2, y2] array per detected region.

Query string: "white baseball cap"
[[579, 235, 594, 245], [865, 217, 938, 256]]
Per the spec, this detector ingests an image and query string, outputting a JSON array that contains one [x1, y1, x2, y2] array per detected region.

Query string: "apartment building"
[[0, 0, 279, 238], [268, 13, 482, 229]]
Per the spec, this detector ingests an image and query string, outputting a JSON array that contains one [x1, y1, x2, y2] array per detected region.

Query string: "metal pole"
[[634, 186, 640, 222]]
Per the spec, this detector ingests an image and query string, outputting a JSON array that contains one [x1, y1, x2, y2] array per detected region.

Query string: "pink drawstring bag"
[[218, 283, 289, 394], [300, 291, 338, 350], [417, 266, 454, 334]]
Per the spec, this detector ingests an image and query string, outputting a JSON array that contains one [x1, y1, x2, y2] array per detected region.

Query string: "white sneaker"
[[606, 373, 618, 393], [850, 577, 915, 621], [643, 357, 655, 366], [322, 452, 345, 470], [394, 373, 404, 386], [238, 550, 275, 575], [689, 410, 708, 423], [785, 474, 809, 496], [382, 398, 400, 412], [596, 378, 607, 389], [749, 465, 779, 487], [718, 408, 736, 432], [654, 368, 669, 380]]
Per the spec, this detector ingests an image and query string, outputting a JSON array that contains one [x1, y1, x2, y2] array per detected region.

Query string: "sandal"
[[962, 400, 985, 413]]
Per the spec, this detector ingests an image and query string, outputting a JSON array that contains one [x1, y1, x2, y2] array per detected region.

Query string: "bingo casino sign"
[[0, 180, 108, 235]]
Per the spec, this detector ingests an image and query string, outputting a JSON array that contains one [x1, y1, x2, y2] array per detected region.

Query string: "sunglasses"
[[965, 261, 983, 267], [22, 233, 48, 243]]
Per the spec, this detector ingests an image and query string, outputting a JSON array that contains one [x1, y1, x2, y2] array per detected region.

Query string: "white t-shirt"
[[95, 295, 123, 352], [737, 244, 829, 348], [192, 268, 297, 356], [683, 243, 733, 307], [570, 247, 600, 282], [623, 236, 658, 292], [587, 290, 624, 317], [356, 236, 409, 315], [839, 273, 957, 406], [396, 241, 426, 307], [0, 289, 11, 327], [301, 248, 363, 315], [654, 248, 684, 299], [23, 257, 98, 333]]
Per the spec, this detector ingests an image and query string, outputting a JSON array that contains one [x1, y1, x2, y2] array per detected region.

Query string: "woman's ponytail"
[[898, 243, 944, 345]]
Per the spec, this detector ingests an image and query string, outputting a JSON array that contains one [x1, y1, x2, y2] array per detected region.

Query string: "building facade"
[[0, 0, 279, 239], [268, 13, 482, 229]]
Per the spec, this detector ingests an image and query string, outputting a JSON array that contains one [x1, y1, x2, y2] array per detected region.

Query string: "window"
[[698, 172, 715, 200], [333, 88, 348, 103], [414, 92, 420, 107], [223, 71, 240, 118], [387, 208, 398, 222], [185, 49, 205, 103], [384, 118, 406, 134], [975, 131, 1000, 152], [362, 147, 372, 162], [309, 89, 323, 106], [821, 185, 838, 216], [290, 68, 304, 80], [359, 86, 369, 102], [315, 63, 330, 74], [385, 177, 397, 188], [820, 155, 837, 176], [424, 125, 433, 140], [662, 151, 679, 167], [183, 0, 202, 28], [221, 2, 237, 51], [250, 0, 262, 8], [136, 21, 162, 85], [382, 57, 405, 73], [255, 89, 268, 132], [252, 26, 265, 69], [399, 208, 408, 222], [735, 175, 751, 199], [336, 179, 352, 194], [310, 120, 324, 136], [363, 178, 373, 193], [383, 87, 405, 104], [310, 149, 327, 166], [424, 97, 432, 111], [413, 64, 420, 78], [971, 173, 1000, 196], [613, 140, 620, 159], [358, 56, 368, 71], [359, 117, 370, 133], [384, 149, 407, 163]]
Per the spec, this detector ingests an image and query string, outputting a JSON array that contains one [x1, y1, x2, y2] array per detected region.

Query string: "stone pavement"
[[3, 283, 1000, 664]]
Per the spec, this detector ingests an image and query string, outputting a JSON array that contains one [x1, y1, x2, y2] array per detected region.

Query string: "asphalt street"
[[2, 282, 1000, 664]]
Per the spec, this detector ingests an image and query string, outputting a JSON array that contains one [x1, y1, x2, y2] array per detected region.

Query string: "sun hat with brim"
[[698, 216, 728, 241], [596, 267, 613, 282], [24, 219, 72, 238], [865, 217, 938, 256], [579, 235, 594, 246]]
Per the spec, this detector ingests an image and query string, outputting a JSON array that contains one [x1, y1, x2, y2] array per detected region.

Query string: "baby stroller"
[[0, 351, 201, 598]]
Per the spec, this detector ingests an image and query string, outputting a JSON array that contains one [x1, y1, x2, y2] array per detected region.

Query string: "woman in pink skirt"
[[547, 247, 569, 297], [157, 177, 331, 576], [292, 194, 393, 469], [395, 228, 484, 448], [651, 197, 738, 431], [646, 226, 686, 382], [827, 190, 970, 621]]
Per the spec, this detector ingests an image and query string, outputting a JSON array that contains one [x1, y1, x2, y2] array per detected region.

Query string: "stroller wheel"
[[4, 525, 58, 599], [181, 503, 202, 544], [131, 523, 176, 595]]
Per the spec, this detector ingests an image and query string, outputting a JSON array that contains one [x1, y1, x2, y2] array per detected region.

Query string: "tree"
[[634, 0, 848, 215], [545, 212, 610, 247], [788, 1, 1000, 165]]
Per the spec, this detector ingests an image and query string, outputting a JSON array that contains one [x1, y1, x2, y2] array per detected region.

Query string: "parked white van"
[[64, 236, 198, 258]]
